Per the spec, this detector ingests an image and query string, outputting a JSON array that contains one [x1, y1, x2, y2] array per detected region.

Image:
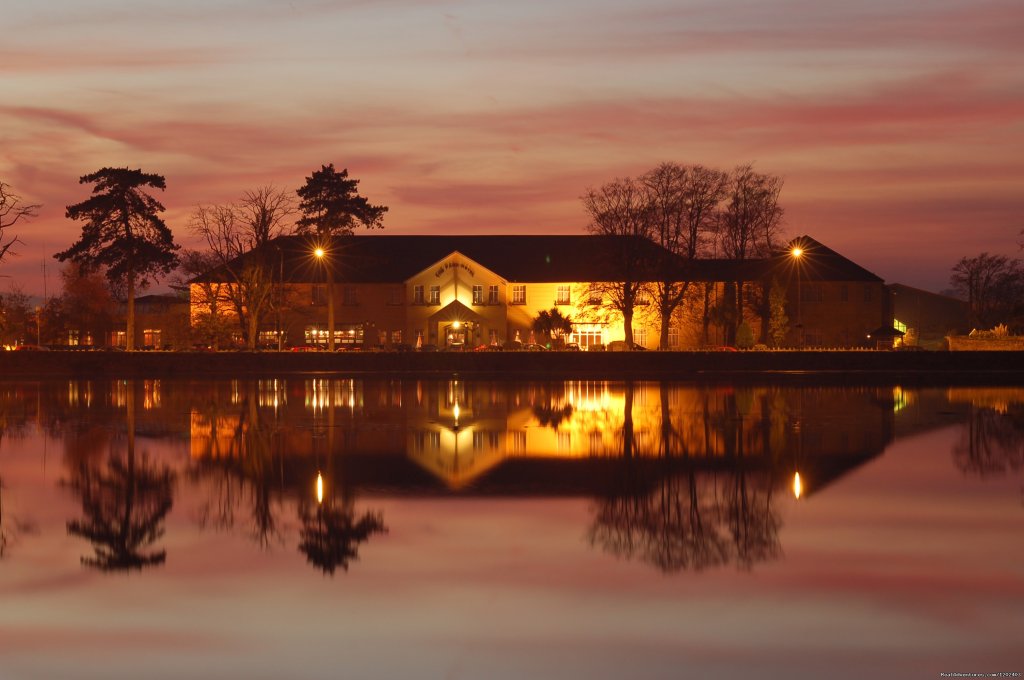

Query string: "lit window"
[[472, 285, 484, 305], [511, 285, 526, 305], [633, 327, 647, 348], [429, 286, 440, 305], [488, 285, 499, 305], [391, 330, 402, 344], [555, 285, 570, 306], [143, 329, 161, 348], [413, 285, 424, 305]]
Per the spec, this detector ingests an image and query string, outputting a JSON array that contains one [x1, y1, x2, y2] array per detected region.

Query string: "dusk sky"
[[2, 0, 1022, 295]]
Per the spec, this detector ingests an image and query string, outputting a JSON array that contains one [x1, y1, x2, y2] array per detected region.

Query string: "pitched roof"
[[190, 233, 883, 285]]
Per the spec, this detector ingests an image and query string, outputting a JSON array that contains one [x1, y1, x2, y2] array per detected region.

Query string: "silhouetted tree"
[[188, 186, 296, 350], [57, 168, 178, 351], [0, 286, 33, 346], [642, 163, 728, 349], [296, 165, 387, 350], [0, 180, 39, 265], [718, 165, 784, 343], [950, 253, 1023, 330], [532, 308, 573, 347]]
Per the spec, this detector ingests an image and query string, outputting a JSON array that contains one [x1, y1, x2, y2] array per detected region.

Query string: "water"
[[0, 379, 1021, 679]]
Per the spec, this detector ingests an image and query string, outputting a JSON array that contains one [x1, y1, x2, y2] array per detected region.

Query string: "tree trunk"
[[327, 266, 335, 351], [126, 273, 135, 351], [659, 306, 671, 350], [623, 307, 634, 349], [248, 310, 258, 351]]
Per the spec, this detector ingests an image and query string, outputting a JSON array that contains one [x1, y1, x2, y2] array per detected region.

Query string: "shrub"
[[736, 322, 755, 349]]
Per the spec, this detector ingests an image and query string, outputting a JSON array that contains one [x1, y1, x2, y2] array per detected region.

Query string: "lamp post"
[[313, 246, 334, 351], [791, 246, 803, 347]]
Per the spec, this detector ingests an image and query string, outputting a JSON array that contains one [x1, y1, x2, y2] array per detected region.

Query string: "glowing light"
[[453, 403, 460, 421], [793, 471, 803, 499], [316, 472, 324, 504], [314, 247, 325, 258], [452, 321, 461, 329], [791, 247, 803, 258]]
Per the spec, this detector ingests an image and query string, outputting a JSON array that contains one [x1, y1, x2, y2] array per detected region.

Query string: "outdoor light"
[[791, 246, 803, 258], [314, 247, 325, 259], [452, 320, 461, 329]]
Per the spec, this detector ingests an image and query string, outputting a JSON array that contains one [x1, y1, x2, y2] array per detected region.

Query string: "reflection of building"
[[190, 234, 892, 350], [188, 379, 895, 498]]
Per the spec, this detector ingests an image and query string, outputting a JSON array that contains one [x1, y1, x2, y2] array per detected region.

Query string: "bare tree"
[[950, 253, 1023, 330], [0, 181, 40, 264], [189, 186, 296, 350], [642, 163, 728, 349], [718, 165, 785, 343], [582, 177, 655, 348]]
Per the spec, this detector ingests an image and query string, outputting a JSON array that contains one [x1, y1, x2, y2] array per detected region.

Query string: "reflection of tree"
[[191, 385, 284, 549], [298, 495, 386, 575], [955, 404, 1024, 478], [589, 465, 781, 574], [66, 384, 175, 571], [533, 403, 574, 429], [66, 452, 176, 570]]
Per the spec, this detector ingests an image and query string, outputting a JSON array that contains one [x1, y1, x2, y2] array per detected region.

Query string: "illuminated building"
[[189, 234, 893, 350]]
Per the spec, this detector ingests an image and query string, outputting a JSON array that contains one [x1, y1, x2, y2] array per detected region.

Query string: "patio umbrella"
[[514, 330, 521, 342], [528, 330, 536, 345], [415, 334, 422, 349]]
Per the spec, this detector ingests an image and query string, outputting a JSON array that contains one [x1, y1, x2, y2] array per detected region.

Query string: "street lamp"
[[312, 245, 334, 351], [791, 246, 803, 347]]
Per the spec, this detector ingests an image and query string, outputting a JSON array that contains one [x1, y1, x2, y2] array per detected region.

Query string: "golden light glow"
[[316, 472, 324, 504], [313, 247, 325, 258], [791, 246, 803, 258], [452, 320, 461, 329], [453, 403, 461, 421], [793, 471, 803, 499]]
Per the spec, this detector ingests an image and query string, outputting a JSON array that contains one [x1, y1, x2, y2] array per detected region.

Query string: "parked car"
[[523, 343, 548, 351], [606, 341, 647, 352]]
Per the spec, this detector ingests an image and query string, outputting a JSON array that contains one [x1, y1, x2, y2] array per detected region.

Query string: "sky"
[[1, 0, 1022, 295]]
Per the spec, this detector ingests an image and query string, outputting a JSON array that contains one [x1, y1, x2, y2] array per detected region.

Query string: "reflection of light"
[[316, 472, 324, 504], [453, 403, 460, 422], [793, 472, 803, 499]]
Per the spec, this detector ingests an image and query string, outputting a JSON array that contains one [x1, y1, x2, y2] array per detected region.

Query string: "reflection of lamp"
[[792, 471, 802, 500], [316, 472, 324, 505]]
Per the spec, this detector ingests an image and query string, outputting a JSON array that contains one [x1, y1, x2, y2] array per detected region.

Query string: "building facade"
[[190, 234, 893, 350]]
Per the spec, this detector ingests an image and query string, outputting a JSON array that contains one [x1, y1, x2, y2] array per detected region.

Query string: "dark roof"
[[191, 234, 883, 285], [772, 236, 884, 283], [195, 234, 684, 284]]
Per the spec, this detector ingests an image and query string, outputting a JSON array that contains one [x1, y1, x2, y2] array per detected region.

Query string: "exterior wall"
[[890, 284, 969, 349], [189, 250, 889, 350], [787, 280, 888, 347]]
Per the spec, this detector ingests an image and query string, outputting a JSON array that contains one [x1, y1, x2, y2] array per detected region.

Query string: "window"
[[391, 330, 403, 344], [570, 323, 604, 351], [633, 327, 648, 348], [588, 290, 602, 305], [143, 329, 161, 348], [429, 285, 440, 305], [472, 285, 484, 305], [555, 285, 571, 305], [388, 286, 403, 306], [413, 285, 424, 305], [801, 285, 823, 303], [342, 285, 358, 306], [511, 285, 526, 305], [489, 329, 499, 346], [864, 285, 874, 303], [312, 285, 326, 306], [667, 325, 680, 349], [258, 330, 282, 346], [339, 323, 364, 345], [488, 285, 499, 305], [67, 330, 80, 346]]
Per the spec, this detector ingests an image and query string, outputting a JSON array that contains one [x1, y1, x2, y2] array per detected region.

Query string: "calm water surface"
[[0, 379, 1021, 679]]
